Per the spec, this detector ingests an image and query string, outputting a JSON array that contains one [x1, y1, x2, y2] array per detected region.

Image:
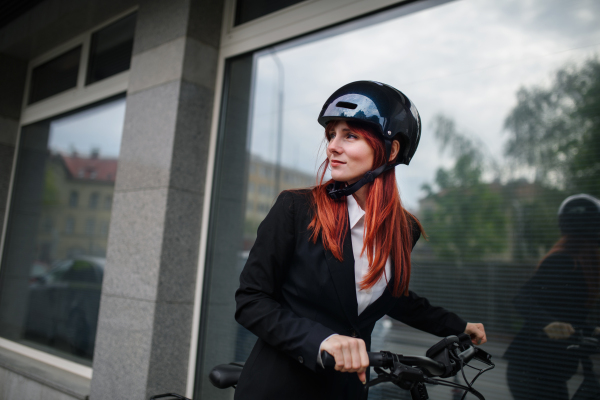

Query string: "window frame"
[[20, 7, 137, 126], [0, 8, 136, 380]]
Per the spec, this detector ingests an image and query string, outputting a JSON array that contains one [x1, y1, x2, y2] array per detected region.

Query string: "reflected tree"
[[504, 58, 600, 196], [420, 115, 508, 262]]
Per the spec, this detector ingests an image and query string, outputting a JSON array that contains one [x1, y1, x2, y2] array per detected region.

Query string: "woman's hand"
[[543, 322, 575, 339], [320, 335, 370, 384], [465, 322, 487, 345]]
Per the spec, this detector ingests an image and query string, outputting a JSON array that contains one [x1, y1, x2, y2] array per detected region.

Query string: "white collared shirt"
[[317, 195, 392, 366], [347, 193, 391, 315]]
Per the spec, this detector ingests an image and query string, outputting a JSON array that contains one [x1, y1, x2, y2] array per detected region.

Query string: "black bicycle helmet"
[[317, 80, 421, 199], [558, 194, 600, 238]]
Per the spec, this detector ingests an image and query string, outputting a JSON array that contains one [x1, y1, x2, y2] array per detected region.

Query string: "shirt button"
[[298, 356, 304, 363]]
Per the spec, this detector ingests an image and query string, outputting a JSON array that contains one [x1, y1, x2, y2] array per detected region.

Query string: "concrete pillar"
[[89, 0, 223, 398]]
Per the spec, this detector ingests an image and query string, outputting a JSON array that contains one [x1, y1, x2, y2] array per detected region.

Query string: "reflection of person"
[[505, 194, 600, 400], [234, 81, 487, 400]]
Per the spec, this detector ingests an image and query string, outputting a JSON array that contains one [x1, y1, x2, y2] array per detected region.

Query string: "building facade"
[[0, 0, 598, 399]]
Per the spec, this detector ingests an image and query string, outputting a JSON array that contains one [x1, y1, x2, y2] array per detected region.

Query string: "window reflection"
[[0, 96, 125, 365], [201, 0, 600, 398]]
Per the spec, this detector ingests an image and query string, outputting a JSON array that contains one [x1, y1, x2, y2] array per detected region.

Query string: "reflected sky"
[[49, 97, 126, 158], [248, 0, 600, 209]]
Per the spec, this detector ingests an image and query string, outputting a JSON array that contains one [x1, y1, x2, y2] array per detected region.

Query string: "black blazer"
[[234, 190, 466, 400]]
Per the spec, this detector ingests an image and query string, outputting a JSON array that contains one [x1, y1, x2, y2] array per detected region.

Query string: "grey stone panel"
[[132, 0, 190, 56], [116, 81, 180, 192], [187, 0, 224, 49], [128, 37, 186, 95], [157, 188, 203, 304], [169, 80, 213, 194], [182, 37, 219, 91], [0, 55, 27, 120], [101, 189, 168, 302], [89, 295, 155, 400], [145, 301, 194, 398]]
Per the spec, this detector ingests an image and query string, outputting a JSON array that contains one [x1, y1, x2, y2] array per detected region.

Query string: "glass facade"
[[0, 96, 126, 366], [198, 0, 600, 399]]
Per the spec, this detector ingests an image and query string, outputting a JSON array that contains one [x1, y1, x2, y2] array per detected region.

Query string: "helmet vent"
[[336, 101, 357, 109]]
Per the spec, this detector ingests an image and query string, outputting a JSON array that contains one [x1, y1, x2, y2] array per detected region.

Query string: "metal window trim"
[[0, 337, 92, 379], [219, 0, 410, 58]]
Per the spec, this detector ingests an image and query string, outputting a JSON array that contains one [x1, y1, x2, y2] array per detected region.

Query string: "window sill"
[[0, 346, 90, 400]]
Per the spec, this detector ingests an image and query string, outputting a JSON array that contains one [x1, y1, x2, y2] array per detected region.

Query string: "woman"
[[505, 194, 600, 400], [234, 81, 487, 400]]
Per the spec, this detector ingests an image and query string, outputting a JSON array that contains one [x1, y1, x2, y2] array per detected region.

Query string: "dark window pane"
[[28, 46, 81, 104], [234, 0, 306, 26], [86, 12, 136, 85]]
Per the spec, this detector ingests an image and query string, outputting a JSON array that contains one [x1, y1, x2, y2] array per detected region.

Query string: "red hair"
[[308, 121, 423, 297]]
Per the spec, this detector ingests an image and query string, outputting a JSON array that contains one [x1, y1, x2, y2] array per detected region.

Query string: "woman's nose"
[[328, 137, 341, 153]]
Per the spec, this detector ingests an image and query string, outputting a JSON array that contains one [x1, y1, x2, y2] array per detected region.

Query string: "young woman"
[[505, 194, 600, 400], [234, 81, 487, 400]]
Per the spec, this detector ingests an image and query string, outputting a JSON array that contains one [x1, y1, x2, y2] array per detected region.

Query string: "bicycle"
[[567, 331, 600, 400], [150, 333, 495, 400]]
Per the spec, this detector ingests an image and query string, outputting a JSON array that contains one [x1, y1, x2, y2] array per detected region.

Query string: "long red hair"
[[308, 121, 423, 297]]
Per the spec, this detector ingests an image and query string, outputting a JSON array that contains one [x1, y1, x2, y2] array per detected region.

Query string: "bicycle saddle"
[[208, 362, 244, 389]]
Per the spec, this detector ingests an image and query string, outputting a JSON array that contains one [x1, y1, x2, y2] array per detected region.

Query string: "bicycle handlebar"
[[321, 345, 476, 377]]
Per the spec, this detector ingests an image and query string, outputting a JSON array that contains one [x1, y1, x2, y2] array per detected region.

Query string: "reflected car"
[[23, 256, 104, 359]]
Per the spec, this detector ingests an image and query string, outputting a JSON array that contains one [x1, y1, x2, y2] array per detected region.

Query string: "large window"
[[0, 96, 126, 366], [198, 0, 600, 398]]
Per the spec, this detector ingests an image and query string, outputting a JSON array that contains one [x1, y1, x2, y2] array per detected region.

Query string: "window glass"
[[29, 46, 81, 104], [0, 96, 125, 366], [199, 0, 600, 398], [86, 12, 137, 85]]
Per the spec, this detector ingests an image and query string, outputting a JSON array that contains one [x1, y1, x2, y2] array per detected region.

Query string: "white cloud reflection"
[[248, 0, 600, 210], [49, 97, 126, 158]]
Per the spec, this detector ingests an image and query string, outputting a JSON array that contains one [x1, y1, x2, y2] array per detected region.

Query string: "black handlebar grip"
[[320, 351, 385, 369], [321, 351, 336, 369], [368, 352, 384, 367]]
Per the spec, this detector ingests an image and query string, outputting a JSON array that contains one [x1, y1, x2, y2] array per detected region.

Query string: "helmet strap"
[[326, 140, 394, 200]]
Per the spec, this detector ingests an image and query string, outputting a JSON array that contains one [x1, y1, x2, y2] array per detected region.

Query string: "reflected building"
[[244, 155, 314, 248], [36, 151, 116, 264]]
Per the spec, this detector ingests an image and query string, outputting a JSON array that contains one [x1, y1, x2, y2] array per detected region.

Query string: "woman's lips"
[[330, 160, 345, 166]]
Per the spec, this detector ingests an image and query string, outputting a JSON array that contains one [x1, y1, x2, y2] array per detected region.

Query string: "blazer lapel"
[[325, 222, 359, 326]]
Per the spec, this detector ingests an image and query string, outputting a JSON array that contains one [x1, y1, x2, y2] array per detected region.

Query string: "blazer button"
[[298, 356, 304, 364]]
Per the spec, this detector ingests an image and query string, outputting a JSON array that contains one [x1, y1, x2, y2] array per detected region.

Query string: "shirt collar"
[[347, 194, 365, 229]]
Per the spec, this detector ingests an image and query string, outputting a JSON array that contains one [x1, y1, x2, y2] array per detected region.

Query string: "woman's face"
[[326, 121, 375, 184]]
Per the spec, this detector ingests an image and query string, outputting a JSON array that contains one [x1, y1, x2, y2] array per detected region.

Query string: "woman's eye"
[[327, 133, 335, 140], [347, 133, 358, 139]]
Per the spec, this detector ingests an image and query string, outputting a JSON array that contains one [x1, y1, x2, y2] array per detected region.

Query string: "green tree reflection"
[[420, 115, 508, 262], [504, 58, 600, 197]]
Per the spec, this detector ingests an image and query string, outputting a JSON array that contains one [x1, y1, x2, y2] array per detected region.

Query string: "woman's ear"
[[389, 140, 400, 162]]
